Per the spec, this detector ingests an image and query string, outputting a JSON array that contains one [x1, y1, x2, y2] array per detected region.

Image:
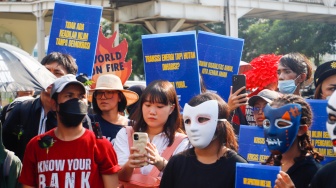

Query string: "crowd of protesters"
[[1, 51, 336, 188]]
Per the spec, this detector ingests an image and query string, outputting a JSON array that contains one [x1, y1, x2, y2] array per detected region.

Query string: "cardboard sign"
[[142, 31, 201, 109], [48, 0, 102, 77], [236, 163, 280, 188], [91, 29, 132, 88], [197, 31, 244, 101], [238, 125, 270, 164], [307, 99, 336, 165]]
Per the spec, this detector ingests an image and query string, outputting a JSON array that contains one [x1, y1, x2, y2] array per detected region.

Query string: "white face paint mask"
[[326, 91, 336, 152], [183, 100, 226, 149]]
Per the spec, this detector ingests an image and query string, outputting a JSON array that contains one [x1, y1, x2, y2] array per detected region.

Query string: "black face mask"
[[57, 98, 88, 127]]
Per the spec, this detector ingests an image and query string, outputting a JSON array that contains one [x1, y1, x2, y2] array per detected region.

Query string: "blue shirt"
[[89, 114, 127, 145]]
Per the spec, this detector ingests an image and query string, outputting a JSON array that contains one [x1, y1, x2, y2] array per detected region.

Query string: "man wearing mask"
[[2, 52, 92, 161], [19, 74, 121, 188]]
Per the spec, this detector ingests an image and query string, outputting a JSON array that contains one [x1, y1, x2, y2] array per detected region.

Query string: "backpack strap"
[[125, 126, 134, 152], [86, 115, 93, 131], [3, 149, 14, 177], [148, 133, 187, 177]]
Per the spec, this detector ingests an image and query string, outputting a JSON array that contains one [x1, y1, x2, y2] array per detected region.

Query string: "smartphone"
[[132, 132, 148, 166], [232, 74, 246, 95]]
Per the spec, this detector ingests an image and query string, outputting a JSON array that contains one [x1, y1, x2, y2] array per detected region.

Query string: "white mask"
[[183, 100, 226, 149], [326, 91, 336, 152]]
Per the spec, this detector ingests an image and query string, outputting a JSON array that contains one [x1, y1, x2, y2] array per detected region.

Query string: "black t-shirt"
[[89, 114, 125, 145], [160, 148, 248, 188], [287, 155, 321, 188], [309, 160, 336, 188]]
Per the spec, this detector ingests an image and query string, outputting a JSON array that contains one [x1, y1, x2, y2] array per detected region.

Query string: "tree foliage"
[[239, 18, 336, 65], [100, 20, 148, 79], [119, 24, 149, 80]]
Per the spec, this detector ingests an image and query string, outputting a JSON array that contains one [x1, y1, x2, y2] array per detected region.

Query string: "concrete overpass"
[[0, 0, 335, 61]]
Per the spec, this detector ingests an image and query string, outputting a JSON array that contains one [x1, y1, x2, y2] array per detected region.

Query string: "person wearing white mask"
[[309, 90, 336, 187], [160, 92, 247, 188], [277, 53, 313, 95]]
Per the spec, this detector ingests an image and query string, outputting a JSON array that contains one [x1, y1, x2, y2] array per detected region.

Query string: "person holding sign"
[[114, 80, 189, 186], [309, 91, 336, 188], [89, 74, 139, 145], [160, 92, 247, 188], [277, 53, 313, 95], [313, 60, 336, 99], [262, 94, 324, 188]]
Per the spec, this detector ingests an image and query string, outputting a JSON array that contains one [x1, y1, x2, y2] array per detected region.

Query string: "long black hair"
[[131, 80, 183, 146], [186, 92, 238, 152]]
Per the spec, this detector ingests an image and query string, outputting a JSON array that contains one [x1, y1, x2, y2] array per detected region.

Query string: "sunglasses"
[[252, 107, 265, 114], [94, 90, 118, 99]]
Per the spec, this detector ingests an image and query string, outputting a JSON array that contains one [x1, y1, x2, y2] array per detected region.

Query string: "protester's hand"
[[274, 171, 295, 188], [127, 146, 148, 168], [227, 86, 248, 113], [146, 142, 165, 170]]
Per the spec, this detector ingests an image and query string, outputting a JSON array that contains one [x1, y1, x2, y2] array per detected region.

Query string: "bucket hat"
[[91, 74, 139, 106]]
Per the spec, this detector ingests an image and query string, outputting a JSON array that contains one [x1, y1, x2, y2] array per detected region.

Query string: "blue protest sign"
[[238, 125, 270, 164], [236, 163, 280, 188], [306, 99, 335, 165], [48, 0, 102, 77], [197, 31, 244, 101], [142, 31, 201, 109]]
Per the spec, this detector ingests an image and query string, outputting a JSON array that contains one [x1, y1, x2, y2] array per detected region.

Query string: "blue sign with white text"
[[236, 163, 280, 188], [197, 31, 244, 101], [307, 99, 335, 165], [238, 125, 270, 164], [48, 0, 102, 78], [142, 31, 201, 110]]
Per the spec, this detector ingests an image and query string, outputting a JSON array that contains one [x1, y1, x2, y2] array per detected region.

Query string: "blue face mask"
[[278, 76, 300, 94], [263, 103, 302, 155]]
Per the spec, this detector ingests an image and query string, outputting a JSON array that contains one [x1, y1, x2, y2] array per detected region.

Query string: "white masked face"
[[327, 91, 336, 152], [183, 100, 224, 149]]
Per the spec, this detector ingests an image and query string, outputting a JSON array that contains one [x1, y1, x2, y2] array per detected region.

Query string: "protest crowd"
[[1, 49, 336, 188], [2, 3, 336, 188]]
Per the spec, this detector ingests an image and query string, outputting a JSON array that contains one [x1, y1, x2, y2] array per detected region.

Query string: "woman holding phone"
[[114, 80, 189, 184]]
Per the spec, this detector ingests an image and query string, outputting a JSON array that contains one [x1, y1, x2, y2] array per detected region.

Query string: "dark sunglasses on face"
[[94, 90, 118, 99]]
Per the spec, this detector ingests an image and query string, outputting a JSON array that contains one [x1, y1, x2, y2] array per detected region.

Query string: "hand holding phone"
[[228, 75, 248, 111], [132, 132, 148, 166], [232, 75, 246, 95]]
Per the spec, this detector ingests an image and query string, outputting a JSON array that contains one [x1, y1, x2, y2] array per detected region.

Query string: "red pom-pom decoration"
[[245, 54, 282, 91]]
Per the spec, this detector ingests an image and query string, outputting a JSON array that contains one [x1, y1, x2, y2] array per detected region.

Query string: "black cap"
[[314, 60, 336, 87]]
